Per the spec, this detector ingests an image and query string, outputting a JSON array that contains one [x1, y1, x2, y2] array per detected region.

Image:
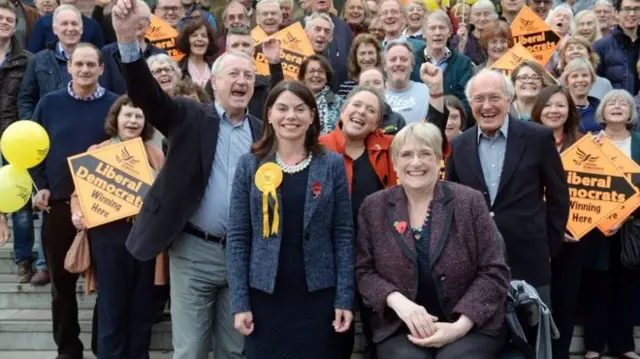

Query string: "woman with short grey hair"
[[146, 54, 182, 95], [582, 89, 640, 359]]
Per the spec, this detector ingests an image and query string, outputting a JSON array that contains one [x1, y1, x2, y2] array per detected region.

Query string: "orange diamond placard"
[[67, 138, 154, 229], [561, 135, 637, 239], [510, 5, 562, 66]]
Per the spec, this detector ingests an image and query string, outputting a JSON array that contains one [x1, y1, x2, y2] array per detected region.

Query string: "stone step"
[[0, 282, 95, 309], [0, 247, 40, 274]]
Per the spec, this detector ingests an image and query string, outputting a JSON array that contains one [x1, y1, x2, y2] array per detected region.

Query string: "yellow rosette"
[[255, 162, 283, 238]]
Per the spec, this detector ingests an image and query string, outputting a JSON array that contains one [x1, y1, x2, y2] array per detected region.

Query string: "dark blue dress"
[[246, 168, 338, 359]]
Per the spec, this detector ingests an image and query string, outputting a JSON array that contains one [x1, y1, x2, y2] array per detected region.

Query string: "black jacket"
[[445, 118, 569, 286], [380, 102, 406, 135], [205, 62, 283, 120], [0, 37, 32, 137], [99, 41, 165, 95], [120, 56, 262, 261]]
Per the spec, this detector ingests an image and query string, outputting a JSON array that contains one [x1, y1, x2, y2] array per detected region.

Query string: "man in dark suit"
[[111, 0, 262, 357], [445, 69, 569, 305]]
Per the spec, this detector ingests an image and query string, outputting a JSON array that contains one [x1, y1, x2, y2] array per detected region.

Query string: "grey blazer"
[[227, 150, 356, 315]]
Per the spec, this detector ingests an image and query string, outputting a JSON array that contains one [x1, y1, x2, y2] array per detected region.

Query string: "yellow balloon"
[[0, 120, 50, 169], [0, 165, 32, 213]]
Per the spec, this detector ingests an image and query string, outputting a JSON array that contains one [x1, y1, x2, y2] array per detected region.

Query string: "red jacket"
[[320, 126, 397, 193]]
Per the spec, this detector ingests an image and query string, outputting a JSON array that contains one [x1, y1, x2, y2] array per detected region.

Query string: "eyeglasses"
[[151, 67, 175, 75], [516, 74, 542, 82], [157, 6, 181, 13], [619, 6, 640, 14]]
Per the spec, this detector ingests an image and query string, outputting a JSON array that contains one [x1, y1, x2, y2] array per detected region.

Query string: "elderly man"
[[300, 0, 351, 91], [111, 0, 265, 357], [305, 12, 332, 54], [19, 4, 81, 120], [256, 0, 282, 35], [213, 0, 249, 58], [206, 27, 282, 119], [26, 0, 103, 53], [445, 69, 569, 307], [99, 0, 164, 94], [31, 43, 118, 359], [594, 0, 615, 37]]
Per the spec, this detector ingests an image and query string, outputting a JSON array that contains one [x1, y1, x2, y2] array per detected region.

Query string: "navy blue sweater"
[[31, 88, 117, 201], [27, 14, 105, 54]]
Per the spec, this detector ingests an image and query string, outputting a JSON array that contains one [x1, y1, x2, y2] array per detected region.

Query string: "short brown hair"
[[0, 0, 18, 25], [347, 34, 382, 80], [479, 20, 514, 53], [557, 35, 600, 71], [298, 54, 334, 85], [173, 79, 212, 103], [176, 17, 217, 58], [104, 95, 155, 142], [69, 43, 104, 65], [511, 60, 557, 88]]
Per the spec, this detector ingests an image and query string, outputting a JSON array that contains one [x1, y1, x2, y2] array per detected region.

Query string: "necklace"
[[275, 152, 313, 174]]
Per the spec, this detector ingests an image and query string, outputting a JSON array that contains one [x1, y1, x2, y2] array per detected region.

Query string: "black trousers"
[[91, 233, 155, 359], [42, 201, 84, 358], [376, 328, 506, 359], [551, 240, 587, 359], [582, 239, 637, 356]]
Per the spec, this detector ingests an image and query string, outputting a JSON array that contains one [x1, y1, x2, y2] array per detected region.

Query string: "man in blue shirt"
[[111, 0, 263, 357]]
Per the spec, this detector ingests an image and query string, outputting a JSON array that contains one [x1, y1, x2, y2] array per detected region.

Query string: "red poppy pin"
[[394, 221, 407, 234], [312, 181, 322, 198]]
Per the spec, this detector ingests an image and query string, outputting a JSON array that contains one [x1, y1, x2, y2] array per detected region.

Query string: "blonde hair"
[[557, 35, 600, 71], [561, 58, 596, 86], [391, 123, 444, 163]]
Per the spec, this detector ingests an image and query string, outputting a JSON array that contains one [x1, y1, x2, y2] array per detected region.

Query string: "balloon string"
[[31, 176, 39, 194]]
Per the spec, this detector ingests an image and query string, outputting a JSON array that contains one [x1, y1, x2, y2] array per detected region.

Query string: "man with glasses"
[[446, 69, 569, 308], [593, 0, 640, 95], [213, 0, 249, 59], [154, 0, 184, 28], [256, 0, 282, 36]]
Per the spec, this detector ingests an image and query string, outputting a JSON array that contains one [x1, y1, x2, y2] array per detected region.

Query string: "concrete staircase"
[[1, 217, 639, 359]]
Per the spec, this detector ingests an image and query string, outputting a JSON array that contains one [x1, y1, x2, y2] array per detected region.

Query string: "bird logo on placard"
[[573, 148, 598, 166], [116, 147, 139, 166], [518, 18, 536, 31]]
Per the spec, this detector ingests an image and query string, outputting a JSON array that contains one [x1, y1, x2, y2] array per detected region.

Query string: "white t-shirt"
[[385, 82, 430, 124]]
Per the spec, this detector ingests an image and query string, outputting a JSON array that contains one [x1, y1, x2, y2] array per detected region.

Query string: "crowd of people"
[[0, 0, 639, 357]]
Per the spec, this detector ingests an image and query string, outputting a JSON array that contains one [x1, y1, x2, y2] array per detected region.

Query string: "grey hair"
[[546, 3, 574, 28], [305, 12, 335, 32], [146, 54, 182, 78], [424, 9, 452, 32], [53, 4, 82, 23], [137, 0, 152, 21], [464, 69, 515, 102], [277, 0, 294, 7], [391, 122, 444, 163], [595, 90, 638, 125], [341, 85, 386, 125], [471, 0, 498, 20], [211, 51, 253, 76], [594, 0, 614, 8], [572, 9, 602, 40], [561, 58, 596, 86], [257, 0, 282, 13], [383, 38, 416, 67], [223, 1, 250, 21]]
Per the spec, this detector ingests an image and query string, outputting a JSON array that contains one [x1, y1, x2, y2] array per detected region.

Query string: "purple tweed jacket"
[[356, 182, 511, 344]]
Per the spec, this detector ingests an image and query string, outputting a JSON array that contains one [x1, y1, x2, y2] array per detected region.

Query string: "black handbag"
[[620, 218, 640, 270]]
